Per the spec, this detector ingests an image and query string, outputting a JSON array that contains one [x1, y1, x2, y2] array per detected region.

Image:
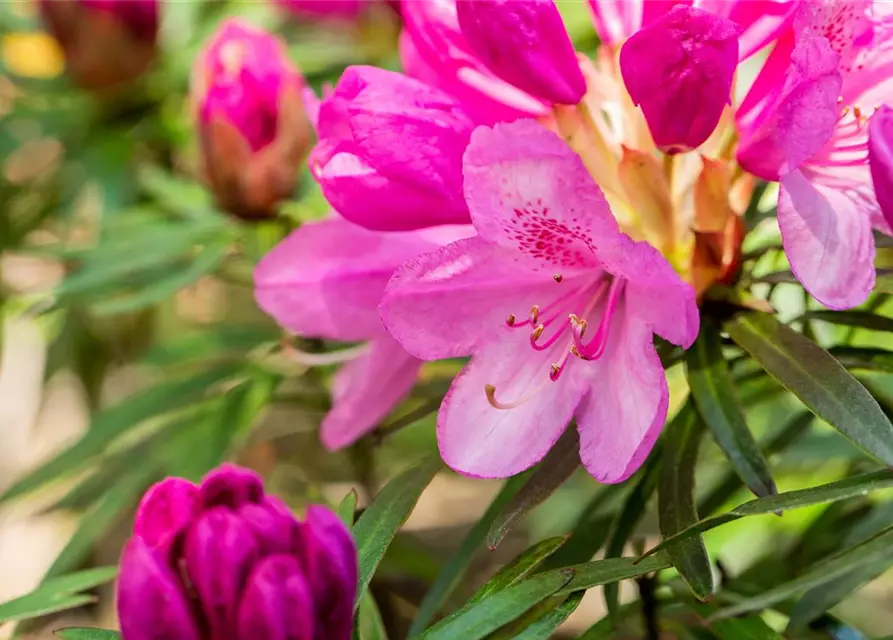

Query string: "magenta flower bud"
[[39, 0, 159, 92], [869, 105, 893, 231], [311, 65, 476, 230], [456, 0, 585, 105], [193, 19, 314, 221], [620, 4, 741, 154], [117, 464, 358, 640]]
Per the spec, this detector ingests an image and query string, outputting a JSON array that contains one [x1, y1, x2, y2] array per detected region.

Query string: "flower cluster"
[[117, 464, 357, 640]]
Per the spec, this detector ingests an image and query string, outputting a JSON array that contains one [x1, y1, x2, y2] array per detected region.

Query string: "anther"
[[530, 305, 540, 324], [532, 324, 545, 341], [553, 273, 563, 283], [550, 363, 561, 380], [506, 313, 516, 327], [854, 105, 863, 120], [570, 345, 582, 359], [838, 96, 844, 104]]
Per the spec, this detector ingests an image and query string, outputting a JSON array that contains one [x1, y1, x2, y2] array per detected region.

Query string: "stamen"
[[506, 313, 516, 327], [532, 324, 545, 341], [553, 273, 563, 283], [282, 340, 369, 366], [573, 278, 625, 360], [550, 348, 574, 381], [530, 305, 540, 324], [485, 383, 547, 410]]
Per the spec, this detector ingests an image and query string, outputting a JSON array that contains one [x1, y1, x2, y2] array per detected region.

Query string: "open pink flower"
[[737, 0, 893, 309], [380, 120, 699, 482], [254, 217, 470, 449]]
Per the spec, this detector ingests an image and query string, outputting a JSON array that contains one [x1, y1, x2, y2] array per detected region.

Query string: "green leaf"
[[678, 595, 783, 640], [467, 536, 569, 606], [510, 592, 584, 639], [487, 429, 579, 549], [659, 403, 715, 601], [803, 310, 893, 333], [604, 448, 661, 621], [415, 570, 575, 640], [830, 346, 893, 374], [409, 472, 530, 637], [725, 311, 893, 465], [641, 469, 893, 561], [543, 485, 624, 569], [54, 630, 121, 640], [553, 554, 671, 596], [352, 457, 440, 605], [357, 593, 389, 640], [686, 323, 776, 498], [336, 489, 359, 527], [711, 526, 893, 623], [0, 364, 240, 502], [0, 567, 116, 624]]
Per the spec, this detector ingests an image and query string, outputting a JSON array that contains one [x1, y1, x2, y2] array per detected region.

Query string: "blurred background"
[[2, 2, 893, 638]]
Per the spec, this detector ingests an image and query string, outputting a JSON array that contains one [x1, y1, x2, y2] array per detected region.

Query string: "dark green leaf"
[[659, 403, 715, 600], [642, 469, 893, 562], [804, 310, 893, 334], [678, 595, 783, 640], [487, 429, 579, 549], [467, 536, 569, 605], [604, 448, 661, 621], [415, 570, 574, 640], [510, 592, 584, 640], [725, 312, 893, 465], [336, 489, 359, 527], [711, 526, 893, 622], [409, 472, 530, 636], [686, 323, 776, 498], [543, 485, 624, 568], [54, 630, 121, 640], [829, 346, 893, 375], [352, 457, 440, 605], [554, 554, 671, 596]]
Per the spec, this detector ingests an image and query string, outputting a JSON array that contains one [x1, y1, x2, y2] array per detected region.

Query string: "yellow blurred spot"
[[2, 32, 65, 79]]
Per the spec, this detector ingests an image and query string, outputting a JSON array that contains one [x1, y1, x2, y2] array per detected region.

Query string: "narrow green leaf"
[[830, 346, 893, 375], [40, 567, 119, 593], [336, 489, 359, 527], [467, 536, 569, 605], [725, 312, 893, 465], [604, 449, 662, 621], [0, 595, 95, 625], [686, 323, 776, 498], [0, 364, 239, 502], [357, 593, 389, 640], [487, 429, 579, 549], [511, 592, 585, 640], [578, 602, 642, 640], [352, 457, 440, 605], [678, 594, 783, 640], [711, 526, 893, 622], [409, 472, 530, 636], [659, 403, 715, 601], [554, 554, 671, 596], [804, 310, 893, 333], [416, 570, 574, 640], [642, 469, 893, 560], [54, 630, 121, 640], [543, 485, 624, 569]]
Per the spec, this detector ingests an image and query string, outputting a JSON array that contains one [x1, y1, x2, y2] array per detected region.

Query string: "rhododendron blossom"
[[380, 121, 699, 482]]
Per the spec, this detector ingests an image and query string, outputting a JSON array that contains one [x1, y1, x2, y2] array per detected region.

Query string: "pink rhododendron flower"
[[620, 4, 741, 154], [869, 105, 893, 228], [310, 65, 477, 231], [117, 465, 357, 640], [736, 0, 893, 309], [455, 0, 586, 105], [193, 19, 312, 220], [380, 120, 699, 482], [399, 0, 552, 122], [254, 216, 471, 450]]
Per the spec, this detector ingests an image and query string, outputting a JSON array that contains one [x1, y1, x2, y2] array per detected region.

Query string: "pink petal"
[[437, 329, 590, 478], [794, 0, 872, 75], [380, 236, 558, 361], [620, 5, 740, 154], [399, 0, 549, 122], [778, 169, 876, 309], [698, 0, 797, 60], [200, 463, 264, 509], [456, 0, 586, 105], [321, 335, 423, 450], [236, 555, 316, 640], [463, 119, 619, 269], [132, 477, 201, 554], [575, 312, 669, 484], [587, 0, 644, 48], [737, 36, 843, 180], [869, 105, 893, 230], [254, 218, 469, 342]]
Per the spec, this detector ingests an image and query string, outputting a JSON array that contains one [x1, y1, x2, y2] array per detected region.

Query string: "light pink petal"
[[737, 36, 843, 180], [463, 119, 619, 269], [778, 169, 876, 309], [869, 105, 893, 230], [437, 329, 589, 478], [795, 0, 872, 75], [456, 0, 586, 105], [698, 0, 797, 60], [575, 311, 669, 484], [380, 236, 559, 360], [620, 5, 740, 154], [254, 218, 468, 341], [321, 336, 423, 450], [587, 0, 644, 48]]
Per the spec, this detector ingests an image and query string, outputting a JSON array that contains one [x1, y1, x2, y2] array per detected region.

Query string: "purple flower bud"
[[311, 65, 476, 231], [38, 0, 160, 92], [237, 556, 316, 640], [620, 4, 741, 154], [456, 0, 586, 105], [869, 105, 893, 231], [117, 465, 358, 640], [193, 19, 314, 220]]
